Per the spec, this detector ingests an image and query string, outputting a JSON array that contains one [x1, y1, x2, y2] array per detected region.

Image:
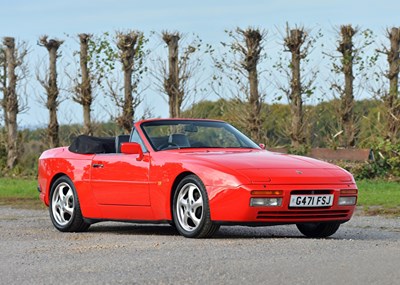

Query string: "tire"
[[49, 176, 90, 232], [296, 222, 341, 238], [172, 175, 219, 238]]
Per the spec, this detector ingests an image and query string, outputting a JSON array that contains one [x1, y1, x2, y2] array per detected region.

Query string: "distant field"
[[0, 178, 399, 215]]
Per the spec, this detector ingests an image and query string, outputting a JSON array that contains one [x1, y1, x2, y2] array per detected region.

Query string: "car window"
[[130, 128, 147, 152]]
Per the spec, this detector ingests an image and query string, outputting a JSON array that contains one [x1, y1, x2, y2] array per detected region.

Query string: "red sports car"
[[38, 119, 358, 238]]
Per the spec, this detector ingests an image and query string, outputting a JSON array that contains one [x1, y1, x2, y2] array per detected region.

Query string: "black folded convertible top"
[[68, 135, 116, 154]]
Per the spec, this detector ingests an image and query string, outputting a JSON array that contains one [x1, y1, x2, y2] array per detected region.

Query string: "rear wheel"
[[296, 222, 340, 238], [172, 175, 219, 238], [49, 176, 90, 232]]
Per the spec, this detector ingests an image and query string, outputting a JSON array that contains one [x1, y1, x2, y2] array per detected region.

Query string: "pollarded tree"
[[284, 28, 307, 148], [156, 31, 205, 119], [241, 29, 264, 142], [37, 36, 64, 148], [329, 25, 374, 148], [380, 27, 400, 143], [118, 32, 138, 133], [74, 34, 93, 135], [0, 45, 6, 169], [0, 46, 6, 126], [1, 37, 28, 169], [107, 31, 147, 134], [213, 27, 267, 142], [163, 32, 181, 118], [70, 32, 118, 135], [338, 25, 357, 147], [274, 25, 320, 150]]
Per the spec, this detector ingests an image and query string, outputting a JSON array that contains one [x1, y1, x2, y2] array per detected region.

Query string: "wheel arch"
[[46, 173, 70, 204], [169, 171, 196, 219]]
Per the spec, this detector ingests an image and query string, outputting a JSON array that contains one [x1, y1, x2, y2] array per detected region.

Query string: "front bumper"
[[208, 183, 357, 224]]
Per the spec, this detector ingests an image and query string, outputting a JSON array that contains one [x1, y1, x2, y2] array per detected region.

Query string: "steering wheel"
[[157, 142, 180, 150]]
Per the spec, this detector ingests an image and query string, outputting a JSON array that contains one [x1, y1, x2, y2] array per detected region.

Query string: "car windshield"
[[141, 120, 260, 151]]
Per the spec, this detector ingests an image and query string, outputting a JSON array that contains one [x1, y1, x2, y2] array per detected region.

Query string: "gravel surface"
[[0, 206, 399, 285]]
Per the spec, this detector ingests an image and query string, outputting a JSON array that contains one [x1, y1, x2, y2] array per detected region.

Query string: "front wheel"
[[296, 222, 341, 238], [49, 176, 90, 232], [172, 175, 219, 238]]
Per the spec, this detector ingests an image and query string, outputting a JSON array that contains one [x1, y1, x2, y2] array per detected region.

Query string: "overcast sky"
[[1, 0, 399, 127]]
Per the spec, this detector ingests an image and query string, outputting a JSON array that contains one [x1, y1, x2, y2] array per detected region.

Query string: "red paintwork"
[[38, 119, 357, 225]]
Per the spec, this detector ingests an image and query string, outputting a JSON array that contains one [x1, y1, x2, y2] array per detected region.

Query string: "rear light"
[[338, 196, 357, 205], [250, 198, 282, 207]]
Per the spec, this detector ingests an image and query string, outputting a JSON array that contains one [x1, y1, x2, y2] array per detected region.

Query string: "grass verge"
[[0, 178, 44, 209], [356, 180, 400, 217]]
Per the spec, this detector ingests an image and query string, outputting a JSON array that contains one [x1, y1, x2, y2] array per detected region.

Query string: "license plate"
[[290, 195, 333, 207]]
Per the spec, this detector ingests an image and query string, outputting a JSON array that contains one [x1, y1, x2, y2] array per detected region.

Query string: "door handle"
[[92, 163, 104, 168]]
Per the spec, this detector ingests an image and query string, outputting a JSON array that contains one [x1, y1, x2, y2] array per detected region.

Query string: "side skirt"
[[84, 218, 172, 225]]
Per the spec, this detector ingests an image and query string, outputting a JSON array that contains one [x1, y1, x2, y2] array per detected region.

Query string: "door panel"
[[90, 154, 150, 206]]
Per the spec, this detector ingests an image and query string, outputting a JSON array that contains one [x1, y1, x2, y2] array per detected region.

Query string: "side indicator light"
[[251, 190, 283, 196], [340, 189, 358, 195]]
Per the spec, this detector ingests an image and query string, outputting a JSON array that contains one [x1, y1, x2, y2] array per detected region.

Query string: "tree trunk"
[[117, 32, 138, 134], [1, 48, 8, 134], [79, 34, 93, 136], [3, 37, 18, 169], [285, 29, 306, 149], [39, 36, 63, 148], [163, 32, 181, 118], [248, 67, 261, 141], [241, 28, 263, 142], [385, 27, 400, 143], [338, 25, 356, 148]]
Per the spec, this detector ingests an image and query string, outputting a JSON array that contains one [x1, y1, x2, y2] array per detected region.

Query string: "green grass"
[[0, 177, 399, 214], [0, 177, 38, 198], [356, 180, 400, 216], [0, 177, 44, 209]]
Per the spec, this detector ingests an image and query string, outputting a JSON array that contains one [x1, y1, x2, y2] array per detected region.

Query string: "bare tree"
[[74, 34, 93, 135], [380, 27, 400, 143], [274, 25, 320, 150], [162, 32, 182, 118], [37, 36, 64, 148], [1, 37, 28, 169], [337, 25, 357, 147], [283, 28, 307, 148], [327, 26, 374, 148], [213, 27, 267, 142], [67, 32, 118, 135], [158, 31, 205, 119], [0, 45, 7, 167], [0, 46, 6, 127], [111, 31, 142, 134], [3, 37, 17, 168], [240, 29, 264, 141]]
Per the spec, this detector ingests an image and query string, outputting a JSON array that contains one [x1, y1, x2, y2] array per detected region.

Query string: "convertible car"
[[38, 119, 358, 238]]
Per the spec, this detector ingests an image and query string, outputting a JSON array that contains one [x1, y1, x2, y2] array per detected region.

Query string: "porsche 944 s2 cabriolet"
[[38, 119, 358, 238]]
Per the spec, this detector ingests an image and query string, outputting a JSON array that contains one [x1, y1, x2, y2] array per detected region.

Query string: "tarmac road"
[[0, 206, 399, 285]]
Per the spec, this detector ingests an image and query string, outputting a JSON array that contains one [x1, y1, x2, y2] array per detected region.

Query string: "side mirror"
[[121, 142, 144, 161], [259, 143, 266, 150]]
